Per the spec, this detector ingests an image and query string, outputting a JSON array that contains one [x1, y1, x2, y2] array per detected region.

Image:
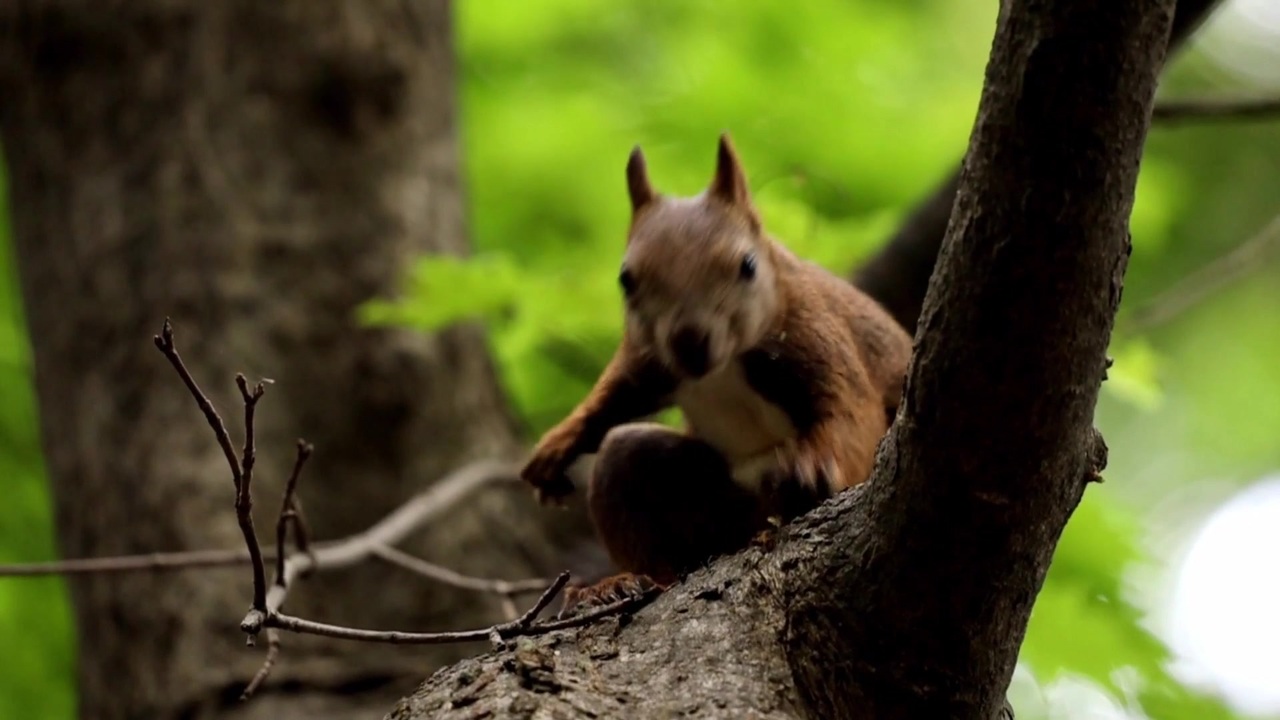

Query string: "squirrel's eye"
[[619, 267, 637, 297], [739, 253, 757, 281]]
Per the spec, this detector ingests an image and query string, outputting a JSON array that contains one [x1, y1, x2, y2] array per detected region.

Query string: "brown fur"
[[521, 134, 912, 606]]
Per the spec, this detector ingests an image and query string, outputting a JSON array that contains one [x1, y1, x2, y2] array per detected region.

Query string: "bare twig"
[[1124, 213, 1280, 334], [153, 319, 243, 490], [232, 458, 538, 698], [522, 588, 662, 634], [0, 547, 287, 576], [258, 578, 658, 646], [1153, 95, 1280, 124], [371, 544, 548, 596], [155, 320, 269, 612], [152, 320, 648, 699], [235, 458, 522, 638], [0, 462, 521, 580], [288, 495, 315, 558], [233, 374, 269, 612], [239, 629, 281, 701], [242, 439, 307, 698], [513, 571, 572, 628], [499, 596, 519, 622], [274, 440, 314, 587]]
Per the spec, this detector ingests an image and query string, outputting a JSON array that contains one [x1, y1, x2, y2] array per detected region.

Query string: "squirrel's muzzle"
[[670, 325, 712, 378]]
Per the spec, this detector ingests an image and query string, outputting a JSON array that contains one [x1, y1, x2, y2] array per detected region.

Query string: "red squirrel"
[[521, 134, 912, 608]]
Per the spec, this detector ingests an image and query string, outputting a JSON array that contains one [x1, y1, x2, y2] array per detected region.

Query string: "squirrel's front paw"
[[557, 573, 663, 618], [780, 443, 840, 493], [520, 425, 580, 505], [763, 444, 839, 520]]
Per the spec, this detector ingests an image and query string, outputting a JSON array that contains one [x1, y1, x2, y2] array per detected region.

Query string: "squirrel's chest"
[[673, 360, 797, 480]]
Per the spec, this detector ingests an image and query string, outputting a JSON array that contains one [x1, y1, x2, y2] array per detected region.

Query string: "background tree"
[[0, 3, 594, 719]]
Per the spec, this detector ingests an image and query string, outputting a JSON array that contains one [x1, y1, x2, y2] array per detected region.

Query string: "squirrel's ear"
[[709, 132, 752, 207], [626, 145, 656, 213]]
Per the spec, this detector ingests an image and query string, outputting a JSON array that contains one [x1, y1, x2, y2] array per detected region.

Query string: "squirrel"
[[520, 133, 913, 610]]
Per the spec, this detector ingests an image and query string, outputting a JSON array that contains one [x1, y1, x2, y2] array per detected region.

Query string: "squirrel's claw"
[[556, 573, 662, 618]]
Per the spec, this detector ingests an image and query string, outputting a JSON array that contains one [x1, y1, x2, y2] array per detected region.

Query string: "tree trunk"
[[386, 0, 1176, 717], [0, 3, 591, 718]]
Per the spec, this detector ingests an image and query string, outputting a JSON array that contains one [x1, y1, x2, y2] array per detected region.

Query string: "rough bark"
[[0, 3, 592, 719], [389, 0, 1176, 717], [851, 0, 1224, 334]]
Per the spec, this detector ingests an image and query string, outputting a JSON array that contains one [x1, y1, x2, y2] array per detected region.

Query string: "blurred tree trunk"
[[0, 2, 591, 718]]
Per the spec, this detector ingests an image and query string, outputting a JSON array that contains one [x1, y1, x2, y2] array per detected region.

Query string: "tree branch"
[[154, 320, 270, 611], [371, 544, 549, 597], [234, 373, 269, 611], [147, 319, 657, 699], [1152, 95, 1280, 124], [1122, 213, 1280, 334], [273, 440, 311, 586], [0, 547, 281, 576], [790, 0, 1177, 715], [0, 465, 548, 589], [254, 574, 658, 647], [852, 0, 1227, 334]]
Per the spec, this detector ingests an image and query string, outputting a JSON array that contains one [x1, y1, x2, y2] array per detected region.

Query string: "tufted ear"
[[626, 145, 656, 213], [708, 132, 753, 207]]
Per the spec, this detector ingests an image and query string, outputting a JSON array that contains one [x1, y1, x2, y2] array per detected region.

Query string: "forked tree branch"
[[147, 319, 651, 700], [155, 321, 270, 612]]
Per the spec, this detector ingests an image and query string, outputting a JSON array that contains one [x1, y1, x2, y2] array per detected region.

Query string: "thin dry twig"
[[244, 440, 311, 699], [236, 459, 524, 639], [153, 319, 243, 490], [239, 629, 281, 701], [288, 495, 315, 558], [155, 319, 269, 612], [0, 547, 289, 576], [257, 575, 659, 646], [274, 440, 314, 587], [0, 464, 521, 581], [371, 544, 549, 596], [1153, 95, 1280, 124], [1125, 213, 1280, 334], [500, 596, 520, 622], [234, 374, 270, 612], [152, 319, 652, 700]]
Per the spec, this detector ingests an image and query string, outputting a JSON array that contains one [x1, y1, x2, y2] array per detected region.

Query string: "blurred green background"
[[3, 1, 1278, 718]]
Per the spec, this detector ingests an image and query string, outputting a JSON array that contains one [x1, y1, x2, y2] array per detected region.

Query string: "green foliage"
[[0, 159, 77, 719], [1106, 338, 1167, 412]]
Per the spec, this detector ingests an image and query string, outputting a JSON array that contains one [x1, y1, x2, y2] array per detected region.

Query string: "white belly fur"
[[673, 360, 797, 493]]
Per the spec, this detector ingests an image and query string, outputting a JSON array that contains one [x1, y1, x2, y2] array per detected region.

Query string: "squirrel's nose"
[[670, 325, 711, 378]]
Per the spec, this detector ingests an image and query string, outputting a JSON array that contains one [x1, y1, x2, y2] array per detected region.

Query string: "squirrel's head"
[[618, 133, 781, 380]]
